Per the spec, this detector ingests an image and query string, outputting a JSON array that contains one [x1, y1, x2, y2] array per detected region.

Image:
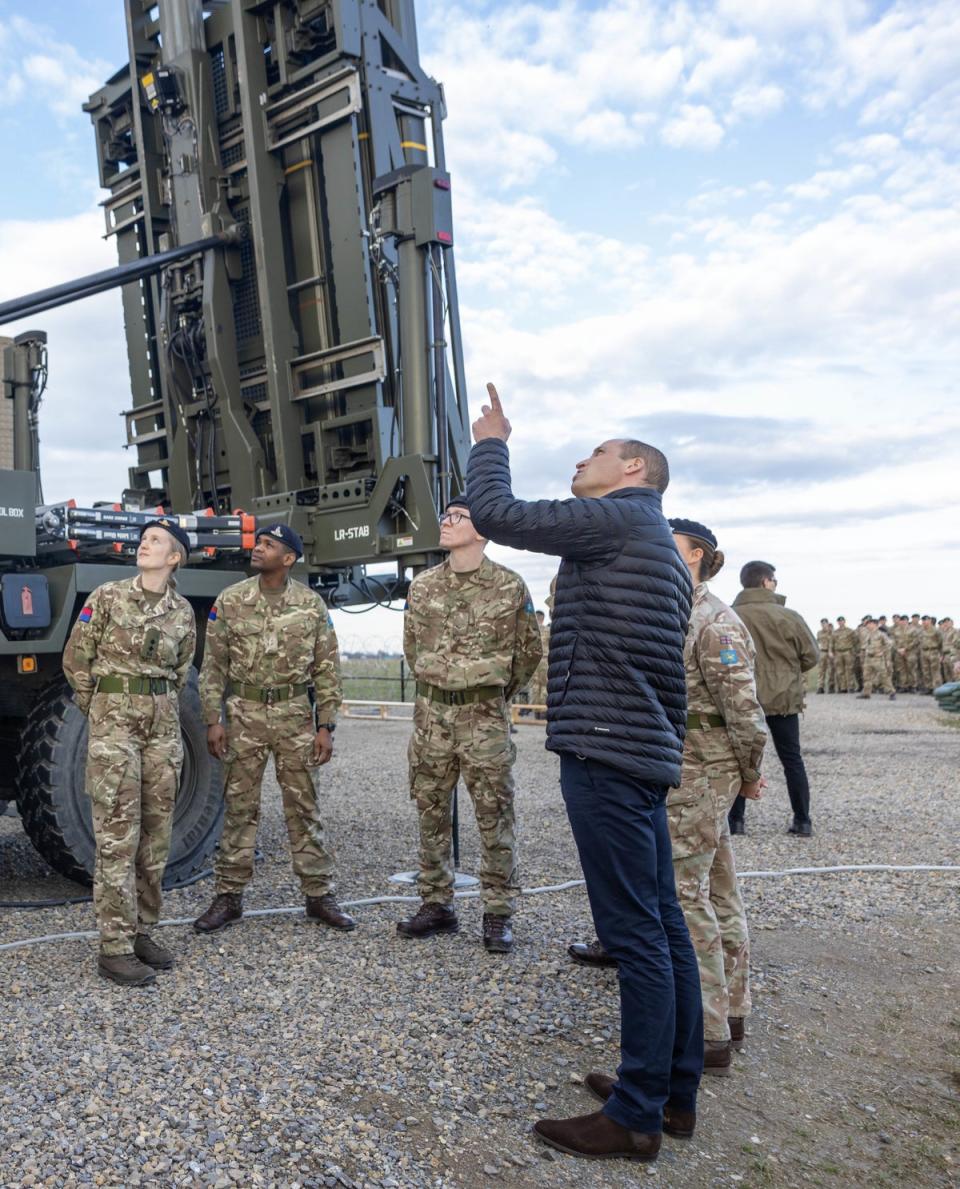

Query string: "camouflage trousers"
[[86, 693, 183, 956], [919, 651, 942, 691], [861, 655, 893, 696], [216, 695, 335, 897], [816, 654, 834, 693], [893, 649, 917, 691], [668, 762, 750, 1043], [408, 695, 519, 915], [833, 651, 856, 692]]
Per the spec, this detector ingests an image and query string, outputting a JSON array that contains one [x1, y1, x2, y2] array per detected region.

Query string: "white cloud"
[[0, 209, 132, 504], [661, 103, 725, 150], [0, 17, 110, 121], [728, 82, 785, 120]]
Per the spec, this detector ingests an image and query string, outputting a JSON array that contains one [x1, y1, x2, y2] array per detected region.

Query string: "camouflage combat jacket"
[[684, 584, 767, 783], [920, 626, 943, 654], [816, 627, 833, 654], [833, 626, 859, 653], [200, 576, 341, 725], [63, 575, 196, 716], [891, 622, 912, 654], [862, 630, 890, 661], [403, 555, 542, 696]]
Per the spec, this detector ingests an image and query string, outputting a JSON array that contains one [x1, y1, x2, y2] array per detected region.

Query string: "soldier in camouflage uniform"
[[63, 518, 196, 987], [891, 615, 915, 692], [397, 496, 542, 953], [667, 519, 767, 1075], [857, 619, 896, 699], [194, 523, 355, 934], [832, 617, 859, 692], [939, 618, 957, 684], [918, 616, 943, 694], [815, 619, 834, 693], [526, 611, 551, 715]]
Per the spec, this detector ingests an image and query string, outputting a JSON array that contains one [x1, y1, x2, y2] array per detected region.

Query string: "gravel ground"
[[1, 693, 958, 1188]]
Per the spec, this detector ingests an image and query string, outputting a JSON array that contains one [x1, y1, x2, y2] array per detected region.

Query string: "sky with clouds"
[[1, 0, 958, 652]]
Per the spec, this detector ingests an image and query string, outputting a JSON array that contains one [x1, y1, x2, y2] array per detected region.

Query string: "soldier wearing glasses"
[[397, 497, 542, 953]]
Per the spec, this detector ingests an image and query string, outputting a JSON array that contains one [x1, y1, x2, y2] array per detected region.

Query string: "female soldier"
[[667, 518, 767, 1075], [64, 517, 196, 987]]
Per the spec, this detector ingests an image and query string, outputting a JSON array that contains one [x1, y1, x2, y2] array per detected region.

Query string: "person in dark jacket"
[[467, 384, 703, 1164], [729, 561, 819, 837]]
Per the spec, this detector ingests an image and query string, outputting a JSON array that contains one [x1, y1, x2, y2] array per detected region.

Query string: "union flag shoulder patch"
[[78, 606, 94, 623], [208, 606, 218, 622]]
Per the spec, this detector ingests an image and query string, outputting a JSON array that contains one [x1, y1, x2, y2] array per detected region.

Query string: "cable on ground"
[[1, 868, 957, 955]]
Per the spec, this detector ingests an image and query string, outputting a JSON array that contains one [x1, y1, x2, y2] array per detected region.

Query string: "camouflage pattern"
[[63, 576, 196, 955], [668, 583, 767, 1043], [940, 624, 958, 684], [527, 623, 551, 709], [408, 697, 519, 914], [891, 621, 917, 690], [816, 626, 834, 693], [832, 626, 859, 692], [860, 630, 894, 696], [200, 576, 342, 895], [404, 556, 542, 914], [918, 625, 943, 691]]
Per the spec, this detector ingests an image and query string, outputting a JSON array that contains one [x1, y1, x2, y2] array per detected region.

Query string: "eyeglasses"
[[439, 511, 470, 526]]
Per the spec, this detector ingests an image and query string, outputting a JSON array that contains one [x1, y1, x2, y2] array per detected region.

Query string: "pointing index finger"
[[485, 382, 502, 412]]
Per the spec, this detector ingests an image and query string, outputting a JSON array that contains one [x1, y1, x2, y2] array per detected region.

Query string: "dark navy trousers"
[[560, 753, 703, 1133]]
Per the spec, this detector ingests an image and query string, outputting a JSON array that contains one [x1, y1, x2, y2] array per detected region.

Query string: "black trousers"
[[729, 712, 811, 826], [560, 754, 703, 1131]]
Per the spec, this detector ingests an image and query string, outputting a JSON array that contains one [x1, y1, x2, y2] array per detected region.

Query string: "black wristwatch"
[[318, 722, 336, 733]]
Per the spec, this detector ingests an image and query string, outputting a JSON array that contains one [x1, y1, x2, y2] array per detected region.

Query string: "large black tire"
[[16, 670, 224, 887]]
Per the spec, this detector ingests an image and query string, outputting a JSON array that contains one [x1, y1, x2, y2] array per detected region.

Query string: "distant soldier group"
[[815, 614, 958, 697]]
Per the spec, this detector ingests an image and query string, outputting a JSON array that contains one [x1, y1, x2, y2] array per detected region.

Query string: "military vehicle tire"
[[16, 670, 224, 887]]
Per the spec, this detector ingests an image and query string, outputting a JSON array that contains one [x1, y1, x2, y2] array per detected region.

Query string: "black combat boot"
[[567, 939, 617, 968], [193, 892, 243, 933], [97, 952, 156, 987], [305, 894, 357, 931], [396, 901, 459, 938], [134, 932, 174, 969], [482, 913, 513, 953]]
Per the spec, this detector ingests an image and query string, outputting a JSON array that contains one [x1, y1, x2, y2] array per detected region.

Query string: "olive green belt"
[[96, 675, 171, 695], [232, 681, 310, 705], [687, 711, 725, 729], [416, 681, 503, 706]]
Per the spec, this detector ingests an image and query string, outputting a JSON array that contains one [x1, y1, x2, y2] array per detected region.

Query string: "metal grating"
[[210, 47, 229, 118], [221, 141, 244, 167], [230, 207, 262, 343]]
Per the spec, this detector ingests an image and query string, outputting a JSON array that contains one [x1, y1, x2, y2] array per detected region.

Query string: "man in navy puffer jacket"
[[467, 384, 703, 1163]]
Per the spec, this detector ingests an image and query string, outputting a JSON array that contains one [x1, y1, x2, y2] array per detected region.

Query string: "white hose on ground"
[[0, 867, 957, 954]]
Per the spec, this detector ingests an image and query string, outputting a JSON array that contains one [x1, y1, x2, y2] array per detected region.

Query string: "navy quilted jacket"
[[467, 440, 692, 787]]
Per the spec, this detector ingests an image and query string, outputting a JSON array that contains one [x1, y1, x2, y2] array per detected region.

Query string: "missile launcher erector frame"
[[0, 0, 470, 885]]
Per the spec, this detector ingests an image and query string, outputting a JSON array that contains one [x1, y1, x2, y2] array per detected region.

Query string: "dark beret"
[[668, 518, 717, 549], [257, 522, 304, 559], [141, 517, 190, 560]]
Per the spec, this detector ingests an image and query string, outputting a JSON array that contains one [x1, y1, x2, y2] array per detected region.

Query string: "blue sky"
[[1, 0, 958, 650]]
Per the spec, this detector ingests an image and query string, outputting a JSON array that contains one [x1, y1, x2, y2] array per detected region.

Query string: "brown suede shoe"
[[482, 913, 513, 953], [533, 1110, 660, 1161], [305, 894, 357, 931], [583, 1073, 696, 1140], [97, 952, 156, 987], [567, 939, 617, 968], [704, 1039, 732, 1077], [396, 901, 459, 939], [193, 892, 243, 934], [134, 932, 174, 970], [728, 1016, 746, 1051]]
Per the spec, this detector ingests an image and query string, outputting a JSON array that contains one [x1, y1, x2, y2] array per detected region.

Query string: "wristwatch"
[[318, 722, 336, 732]]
